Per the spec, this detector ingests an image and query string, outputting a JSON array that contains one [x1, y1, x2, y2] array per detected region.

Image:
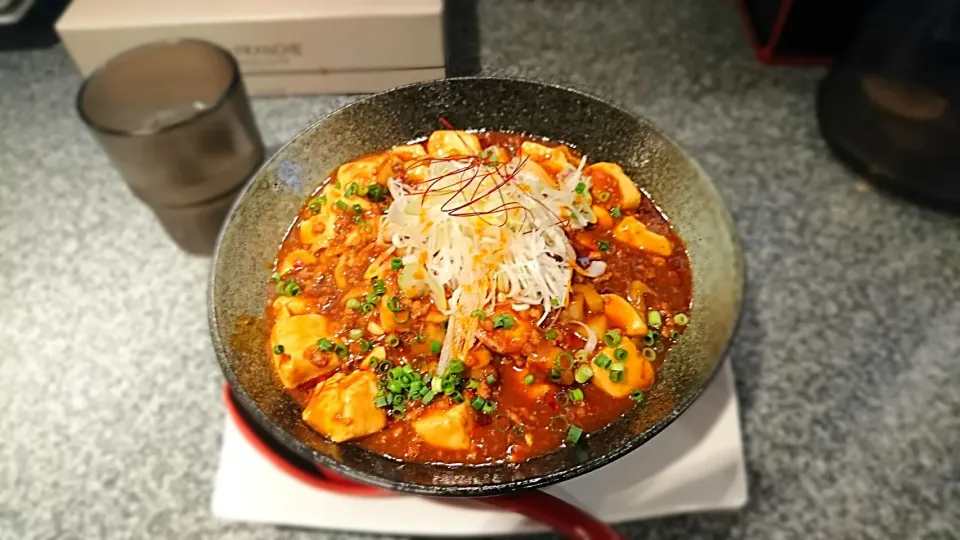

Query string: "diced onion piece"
[[398, 264, 426, 298], [363, 246, 396, 279], [573, 260, 607, 278], [568, 320, 598, 355], [424, 273, 448, 311]]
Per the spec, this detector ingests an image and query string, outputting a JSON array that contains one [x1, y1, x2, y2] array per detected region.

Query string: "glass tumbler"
[[77, 39, 265, 254]]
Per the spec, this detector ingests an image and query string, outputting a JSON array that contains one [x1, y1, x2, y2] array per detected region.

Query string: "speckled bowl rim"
[[208, 76, 745, 496]]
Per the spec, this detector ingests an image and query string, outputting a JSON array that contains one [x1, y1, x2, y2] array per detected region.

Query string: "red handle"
[[224, 384, 621, 538], [482, 491, 623, 540]]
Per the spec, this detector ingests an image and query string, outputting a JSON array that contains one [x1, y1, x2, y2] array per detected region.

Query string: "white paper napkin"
[[212, 362, 747, 536]]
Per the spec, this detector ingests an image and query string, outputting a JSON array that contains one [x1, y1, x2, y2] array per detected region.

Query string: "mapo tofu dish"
[[267, 130, 692, 465]]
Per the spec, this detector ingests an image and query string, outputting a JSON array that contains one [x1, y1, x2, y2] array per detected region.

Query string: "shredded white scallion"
[[383, 150, 591, 374]]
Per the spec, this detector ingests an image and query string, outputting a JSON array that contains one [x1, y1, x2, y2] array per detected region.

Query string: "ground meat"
[[478, 380, 492, 400]]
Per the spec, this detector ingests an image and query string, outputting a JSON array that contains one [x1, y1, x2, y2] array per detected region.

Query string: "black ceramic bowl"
[[209, 77, 744, 496]]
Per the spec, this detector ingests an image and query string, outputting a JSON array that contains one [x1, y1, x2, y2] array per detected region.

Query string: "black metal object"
[[817, 0, 960, 209], [0, 0, 69, 51], [739, 0, 875, 64]]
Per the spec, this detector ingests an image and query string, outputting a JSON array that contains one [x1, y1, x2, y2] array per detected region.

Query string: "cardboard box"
[[56, 0, 445, 96]]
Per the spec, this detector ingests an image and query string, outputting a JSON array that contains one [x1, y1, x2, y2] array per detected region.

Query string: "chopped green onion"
[[647, 311, 662, 328], [360, 339, 373, 352], [360, 302, 375, 314], [523, 374, 535, 385], [353, 216, 365, 225], [548, 369, 562, 382], [451, 391, 465, 403], [441, 380, 455, 395], [555, 352, 574, 369], [610, 370, 625, 383], [356, 185, 369, 197], [486, 374, 497, 385], [374, 396, 389, 408], [346, 298, 361, 310], [642, 347, 657, 361], [610, 207, 622, 219], [467, 379, 480, 389], [609, 361, 625, 372], [470, 309, 487, 319], [391, 257, 404, 270], [569, 388, 584, 402], [269, 272, 282, 282], [276, 280, 301, 296], [492, 313, 516, 330], [594, 353, 612, 369], [446, 360, 466, 375], [372, 279, 387, 294], [551, 298, 560, 307], [390, 409, 404, 419], [555, 392, 570, 406], [674, 313, 689, 326], [386, 296, 403, 312], [387, 380, 403, 394], [597, 191, 611, 202], [670, 330, 680, 340], [317, 338, 333, 352], [344, 182, 357, 196], [430, 340, 442, 355], [603, 329, 622, 347], [334, 343, 349, 358], [335, 199, 348, 211], [366, 184, 386, 202], [549, 415, 570, 432], [385, 335, 401, 348], [566, 425, 583, 444], [471, 396, 486, 410], [421, 390, 436, 405], [482, 401, 497, 414], [575, 182, 587, 194], [575, 365, 593, 383], [273, 344, 284, 355], [597, 240, 611, 252], [352, 203, 363, 215], [545, 329, 558, 341], [630, 389, 644, 403], [614, 347, 628, 361], [643, 330, 660, 345], [334, 181, 341, 189], [348, 328, 363, 340], [377, 360, 392, 373], [392, 394, 405, 407]]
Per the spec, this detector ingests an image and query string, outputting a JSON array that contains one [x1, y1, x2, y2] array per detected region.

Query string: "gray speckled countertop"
[[2, 1, 959, 539]]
